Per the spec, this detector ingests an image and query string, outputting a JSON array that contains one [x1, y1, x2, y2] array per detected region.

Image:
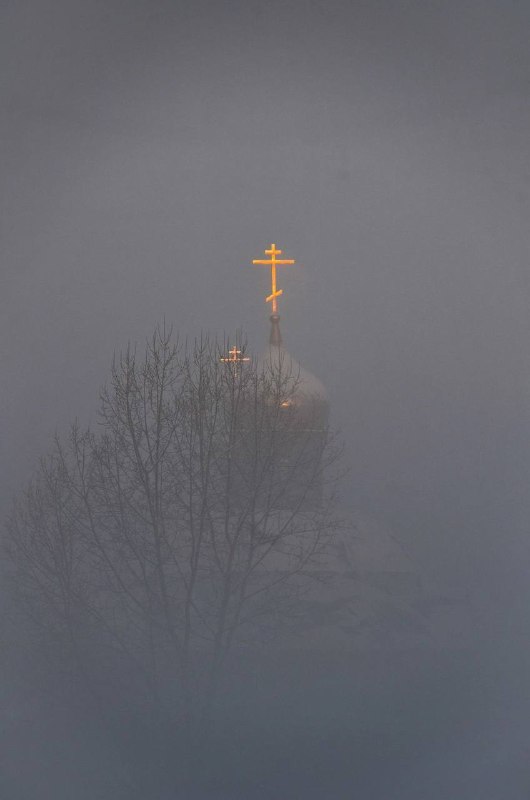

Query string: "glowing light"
[[220, 346, 251, 364], [252, 243, 296, 314]]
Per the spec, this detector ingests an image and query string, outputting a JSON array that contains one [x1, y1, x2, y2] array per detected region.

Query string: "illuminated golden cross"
[[220, 346, 251, 364], [252, 243, 295, 314]]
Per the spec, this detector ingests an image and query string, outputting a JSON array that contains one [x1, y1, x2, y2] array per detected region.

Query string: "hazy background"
[[1, 0, 530, 796]]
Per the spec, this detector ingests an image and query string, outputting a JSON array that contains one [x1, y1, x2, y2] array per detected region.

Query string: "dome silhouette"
[[257, 312, 329, 423]]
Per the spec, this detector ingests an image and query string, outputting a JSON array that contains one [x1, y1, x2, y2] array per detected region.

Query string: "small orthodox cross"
[[252, 243, 295, 314], [220, 345, 251, 364]]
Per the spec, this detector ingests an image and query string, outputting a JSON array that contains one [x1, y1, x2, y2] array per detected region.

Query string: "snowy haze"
[[1, 0, 530, 797]]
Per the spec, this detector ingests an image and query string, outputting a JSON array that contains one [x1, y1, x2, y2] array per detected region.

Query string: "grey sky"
[[1, 0, 529, 585]]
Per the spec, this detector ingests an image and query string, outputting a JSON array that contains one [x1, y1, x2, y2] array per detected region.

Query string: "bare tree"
[[4, 326, 340, 735]]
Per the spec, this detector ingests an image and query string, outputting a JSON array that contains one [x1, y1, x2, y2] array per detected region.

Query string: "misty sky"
[[1, 0, 530, 587]]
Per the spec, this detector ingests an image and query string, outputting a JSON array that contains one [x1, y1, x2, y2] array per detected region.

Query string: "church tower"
[[251, 244, 329, 509]]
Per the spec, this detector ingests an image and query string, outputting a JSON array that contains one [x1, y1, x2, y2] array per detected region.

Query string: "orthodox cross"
[[220, 345, 251, 364], [252, 243, 295, 315]]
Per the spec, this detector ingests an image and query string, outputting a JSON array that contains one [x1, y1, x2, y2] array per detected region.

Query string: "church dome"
[[258, 313, 329, 419], [251, 312, 329, 511]]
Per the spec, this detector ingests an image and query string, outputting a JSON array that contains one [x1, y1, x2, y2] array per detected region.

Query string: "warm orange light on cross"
[[220, 346, 251, 364], [252, 243, 295, 314]]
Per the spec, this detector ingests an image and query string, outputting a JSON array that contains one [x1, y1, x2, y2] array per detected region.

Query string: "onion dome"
[[258, 313, 329, 424]]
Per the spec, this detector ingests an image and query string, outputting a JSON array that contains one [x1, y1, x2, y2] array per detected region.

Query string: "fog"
[[1, 1, 530, 797]]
